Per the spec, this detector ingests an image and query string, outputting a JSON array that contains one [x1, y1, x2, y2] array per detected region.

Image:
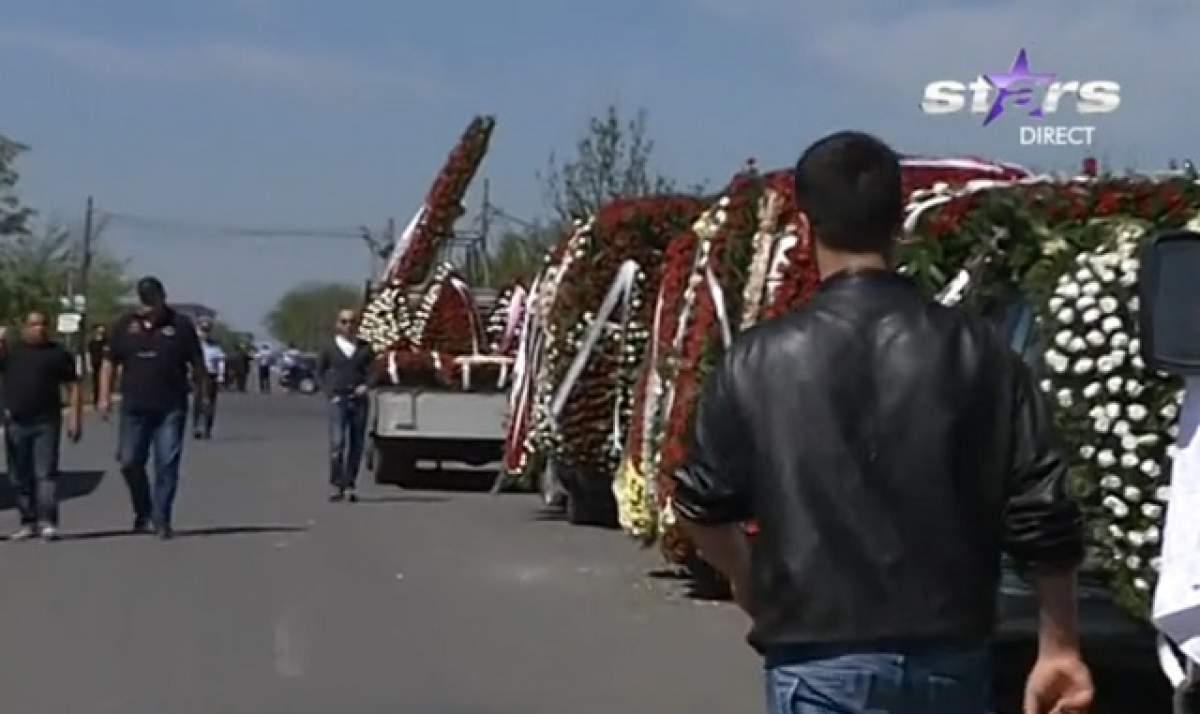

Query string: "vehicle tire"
[[374, 441, 418, 488], [298, 377, 317, 394]]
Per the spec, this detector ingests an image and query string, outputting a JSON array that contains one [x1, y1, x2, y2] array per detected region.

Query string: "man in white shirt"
[[193, 317, 226, 439]]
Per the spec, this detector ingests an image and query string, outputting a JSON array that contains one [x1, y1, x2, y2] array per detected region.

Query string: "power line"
[[98, 209, 363, 240]]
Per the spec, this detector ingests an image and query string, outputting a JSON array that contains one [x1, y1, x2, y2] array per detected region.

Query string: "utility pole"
[[479, 179, 491, 286], [76, 196, 94, 362]]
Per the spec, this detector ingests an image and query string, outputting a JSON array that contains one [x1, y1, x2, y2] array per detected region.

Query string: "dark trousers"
[[91, 373, 102, 406], [118, 408, 186, 527], [191, 379, 219, 437], [236, 372, 248, 392], [258, 366, 271, 394], [4, 418, 61, 526], [329, 395, 368, 489]]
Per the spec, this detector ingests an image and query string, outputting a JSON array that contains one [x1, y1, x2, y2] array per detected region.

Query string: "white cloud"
[[0, 27, 446, 102]]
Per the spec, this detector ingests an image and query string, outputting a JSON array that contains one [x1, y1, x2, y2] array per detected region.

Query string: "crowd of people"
[[0, 276, 374, 542]]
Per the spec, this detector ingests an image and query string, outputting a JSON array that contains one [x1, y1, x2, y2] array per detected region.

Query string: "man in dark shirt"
[[674, 133, 1093, 714], [316, 309, 373, 502], [99, 276, 207, 540], [86, 324, 108, 406], [0, 311, 82, 541]]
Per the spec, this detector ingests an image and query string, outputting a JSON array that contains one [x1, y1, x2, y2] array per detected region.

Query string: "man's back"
[[675, 269, 1082, 653]]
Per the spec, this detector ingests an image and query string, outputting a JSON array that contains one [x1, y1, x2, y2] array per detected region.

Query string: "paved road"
[[0, 393, 759, 714]]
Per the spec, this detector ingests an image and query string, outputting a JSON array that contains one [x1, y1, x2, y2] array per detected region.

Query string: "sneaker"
[[329, 488, 345, 503], [345, 489, 358, 503], [40, 525, 59, 541], [132, 517, 152, 534], [155, 524, 174, 540], [9, 525, 35, 541]]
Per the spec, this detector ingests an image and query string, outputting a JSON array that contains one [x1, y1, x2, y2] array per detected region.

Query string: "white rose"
[[1057, 308, 1075, 324], [1132, 356, 1145, 370], [1152, 557, 1163, 573], [1134, 578, 1150, 592], [1111, 332, 1130, 349], [1127, 555, 1142, 570], [1167, 444, 1180, 460], [1098, 269, 1116, 283], [1039, 379, 1053, 393], [1130, 338, 1141, 354], [1099, 297, 1119, 314], [1142, 502, 1165, 520], [715, 210, 728, 224], [1105, 377, 1123, 394], [718, 196, 731, 207], [1075, 269, 1092, 282], [1046, 352, 1070, 374], [1120, 258, 1140, 275], [1056, 390, 1073, 408], [1128, 296, 1140, 312], [1082, 281, 1101, 296], [1068, 337, 1087, 354], [1048, 296, 1065, 312], [1097, 450, 1117, 468], [1097, 356, 1116, 374], [1086, 330, 1106, 347], [1106, 402, 1123, 418], [1113, 420, 1132, 437], [1077, 295, 1097, 311], [1109, 524, 1125, 539], [1083, 308, 1101, 324], [1177, 390, 1187, 405], [1085, 382, 1104, 398], [1157, 486, 1172, 502], [1099, 474, 1122, 489], [1125, 381, 1144, 397], [1094, 416, 1113, 433], [1080, 444, 1097, 459], [1127, 530, 1146, 547], [1057, 282, 1081, 299], [1169, 424, 1180, 439], [1123, 485, 1143, 502], [1074, 358, 1095, 375], [1162, 403, 1180, 420], [1119, 272, 1138, 288], [1140, 460, 1161, 478], [1055, 330, 1073, 349], [1138, 433, 1161, 447], [1104, 495, 1129, 518], [1101, 316, 1123, 334], [1145, 526, 1161, 545], [1127, 404, 1148, 421], [1120, 452, 1139, 468], [1121, 435, 1139, 452]]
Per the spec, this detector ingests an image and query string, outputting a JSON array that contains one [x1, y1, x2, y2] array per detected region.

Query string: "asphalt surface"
[[0, 392, 759, 714]]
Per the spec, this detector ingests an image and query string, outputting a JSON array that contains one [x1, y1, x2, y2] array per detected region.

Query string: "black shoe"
[[345, 489, 358, 503], [132, 518, 152, 534], [329, 488, 345, 502], [155, 524, 174, 540], [193, 431, 204, 440]]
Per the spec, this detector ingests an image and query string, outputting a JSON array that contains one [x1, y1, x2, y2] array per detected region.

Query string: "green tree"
[[0, 133, 34, 237], [540, 105, 685, 223], [266, 282, 361, 351], [474, 223, 560, 288]]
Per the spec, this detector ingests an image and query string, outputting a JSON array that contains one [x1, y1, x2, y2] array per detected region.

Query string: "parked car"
[[279, 354, 320, 394]]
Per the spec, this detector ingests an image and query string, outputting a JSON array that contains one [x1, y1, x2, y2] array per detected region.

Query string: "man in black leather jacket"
[[674, 132, 1094, 714]]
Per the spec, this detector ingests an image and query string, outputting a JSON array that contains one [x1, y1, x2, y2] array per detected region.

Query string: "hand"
[[67, 418, 82, 443], [1024, 651, 1094, 714]]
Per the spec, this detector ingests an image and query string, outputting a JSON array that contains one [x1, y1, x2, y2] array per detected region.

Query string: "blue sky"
[[3, 0, 1196, 334]]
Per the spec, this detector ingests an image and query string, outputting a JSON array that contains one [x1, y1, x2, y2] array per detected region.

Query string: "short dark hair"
[[793, 131, 902, 254], [136, 276, 166, 306]]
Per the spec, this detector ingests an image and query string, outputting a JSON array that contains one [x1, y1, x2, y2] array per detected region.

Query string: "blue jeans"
[[118, 408, 186, 527], [765, 644, 992, 714], [329, 395, 368, 489], [5, 418, 61, 526]]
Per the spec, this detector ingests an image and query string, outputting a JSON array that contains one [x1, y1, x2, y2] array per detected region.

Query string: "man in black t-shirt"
[[99, 276, 207, 540], [0, 311, 82, 541]]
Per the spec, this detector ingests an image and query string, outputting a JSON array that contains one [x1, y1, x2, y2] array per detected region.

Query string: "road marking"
[[273, 611, 308, 679]]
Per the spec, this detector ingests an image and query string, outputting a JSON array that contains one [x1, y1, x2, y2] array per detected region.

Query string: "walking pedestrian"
[[317, 309, 373, 502], [234, 344, 251, 392], [99, 276, 207, 540], [86, 324, 108, 407], [673, 132, 1093, 714], [193, 317, 225, 439], [0, 312, 83, 541], [256, 347, 273, 394]]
